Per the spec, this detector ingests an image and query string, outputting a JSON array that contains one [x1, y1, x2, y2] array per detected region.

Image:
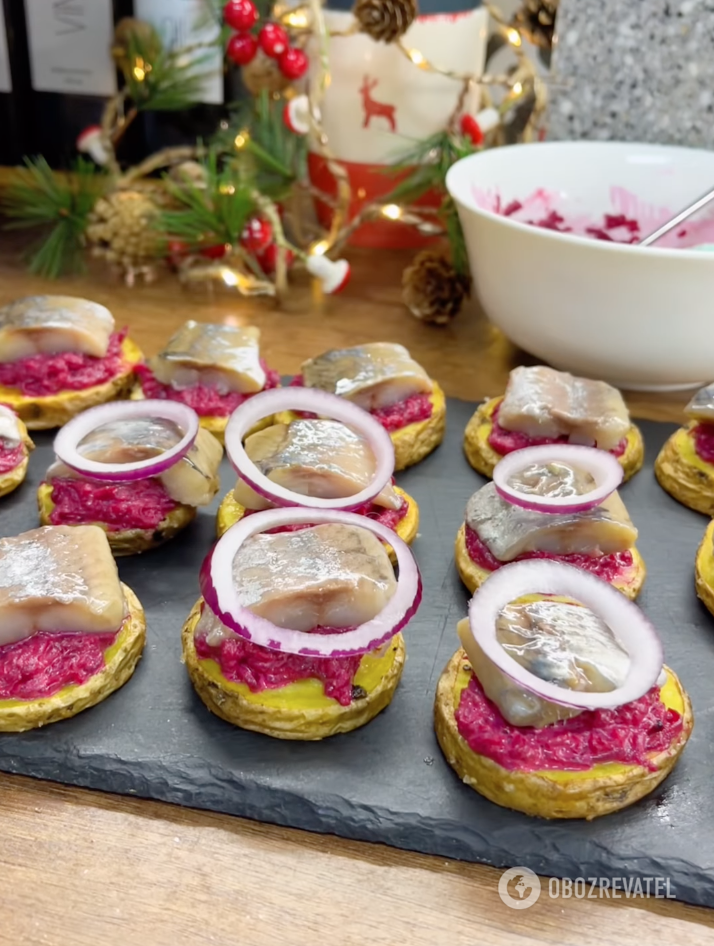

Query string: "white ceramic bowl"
[[446, 141, 714, 391]]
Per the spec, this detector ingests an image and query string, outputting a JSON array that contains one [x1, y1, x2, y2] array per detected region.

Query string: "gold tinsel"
[[86, 185, 168, 283], [241, 50, 291, 95], [512, 0, 559, 50], [402, 250, 471, 325], [353, 0, 418, 43]]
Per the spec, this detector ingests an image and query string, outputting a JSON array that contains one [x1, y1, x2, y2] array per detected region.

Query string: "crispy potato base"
[[655, 426, 714, 516], [453, 524, 646, 600], [463, 396, 644, 482], [435, 649, 693, 820], [182, 599, 406, 740], [694, 519, 714, 615], [0, 337, 142, 430], [0, 416, 34, 499], [215, 486, 419, 562], [0, 583, 146, 732], [130, 383, 275, 445], [274, 382, 446, 472], [37, 481, 196, 556]]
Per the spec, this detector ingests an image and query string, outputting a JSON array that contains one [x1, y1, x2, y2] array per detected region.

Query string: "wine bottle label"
[[0, 4, 11, 94], [134, 0, 224, 105], [24, 0, 117, 96]]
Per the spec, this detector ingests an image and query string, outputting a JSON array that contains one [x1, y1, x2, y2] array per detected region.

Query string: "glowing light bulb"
[[310, 239, 330, 256], [512, 81, 523, 95], [381, 204, 402, 221], [408, 49, 425, 67], [506, 27, 522, 47]]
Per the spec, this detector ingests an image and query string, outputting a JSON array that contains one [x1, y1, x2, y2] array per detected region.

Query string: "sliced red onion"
[[199, 507, 421, 657], [53, 399, 199, 483], [224, 387, 395, 510], [467, 559, 663, 711], [493, 444, 623, 514]]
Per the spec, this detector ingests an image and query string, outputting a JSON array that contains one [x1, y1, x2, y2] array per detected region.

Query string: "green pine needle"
[[160, 150, 256, 249], [127, 31, 218, 113], [2, 157, 107, 279], [214, 92, 307, 201]]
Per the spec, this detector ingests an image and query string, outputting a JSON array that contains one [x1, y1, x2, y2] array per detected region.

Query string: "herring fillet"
[[230, 523, 397, 631], [0, 525, 126, 645], [498, 366, 630, 451], [148, 321, 266, 394], [465, 482, 637, 561], [0, 295, 114, 362], [46, 417, 223, 508], [233, 419, 401, 510], [301, 342, 432, 411]]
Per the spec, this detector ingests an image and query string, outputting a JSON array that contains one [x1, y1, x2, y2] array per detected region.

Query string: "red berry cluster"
[[224, 0, 309, 79]]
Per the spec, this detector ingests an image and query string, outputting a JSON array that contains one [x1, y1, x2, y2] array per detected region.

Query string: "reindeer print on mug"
[[360, 76, 397, 132]]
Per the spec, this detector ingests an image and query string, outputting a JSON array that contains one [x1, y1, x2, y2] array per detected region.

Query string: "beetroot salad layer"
[[488, 402, 627, 458], [46, 477, 178, 532], [464, 524, 635, 585], [194, 613, 367, 707], [456, 672, 682, 772], [241, 493, 409, 534], [0, 440, 25, 475], [690, 423, 714, 465], [0, 628, 120, 701], [289, 375, 433, 432], [136, 362, 280, 418], [0, 330, 131, 398]]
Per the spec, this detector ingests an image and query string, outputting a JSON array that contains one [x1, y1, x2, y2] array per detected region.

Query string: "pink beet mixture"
[[0, 330, 130, 397], [464, 524, 634, 585], [488, 403, 627, 458], [0, 441, 25, 475], [0, 629, 119, 701], [136, 361, 280, 417], [47, 477, 178, 532], [289, 375, 433, 432], [194, 619, 365, 706], [455, 673, 682, 772], [241, 493, 409, 534], [691, 424, 714, 465]]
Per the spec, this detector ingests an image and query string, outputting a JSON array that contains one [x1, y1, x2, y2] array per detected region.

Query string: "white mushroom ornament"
[[306, 254, 351, 295], [77, 126, 110, 166]]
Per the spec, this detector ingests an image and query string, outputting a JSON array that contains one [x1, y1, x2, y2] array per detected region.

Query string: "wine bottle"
[[133, 0, 226, 151], [0, 0, 32, 166], [22, 0, 132, 168]]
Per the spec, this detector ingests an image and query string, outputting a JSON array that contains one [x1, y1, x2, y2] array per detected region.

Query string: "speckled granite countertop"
[[548, 0, 714, 147]]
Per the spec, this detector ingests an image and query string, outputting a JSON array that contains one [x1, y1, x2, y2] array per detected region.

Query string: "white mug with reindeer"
[[308, 0, 488, 247]]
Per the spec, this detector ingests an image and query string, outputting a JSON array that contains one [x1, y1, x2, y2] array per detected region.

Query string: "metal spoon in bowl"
[[638, 185, 714, 247]]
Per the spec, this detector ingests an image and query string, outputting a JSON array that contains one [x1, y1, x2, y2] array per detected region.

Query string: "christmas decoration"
[[353, 0, 418, 44], [227, 32, 259, 66], [513, 0, 559, 51], [402, 249, 471, 325], [1, 0, 550, 321], [223, 0, 259, 32]]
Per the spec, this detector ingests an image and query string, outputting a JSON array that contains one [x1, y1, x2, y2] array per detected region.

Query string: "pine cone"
[[241, 50, 290, 95], [512, 0, 559, 50], [354, 0, 418, 43], [402, 250, 470, 325], [86, 188, 166, 275]]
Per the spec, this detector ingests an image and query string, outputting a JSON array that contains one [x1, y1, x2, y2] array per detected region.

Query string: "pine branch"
[[159, 150, 256, 248], [2, 157, 107, 279], [125, 30, 217, 113]]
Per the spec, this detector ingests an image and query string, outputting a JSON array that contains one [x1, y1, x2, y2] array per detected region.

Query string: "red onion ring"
[[199, 507, 422, 657], [224, 387, 395, 510], [53, 399, 200, 482], [493, 444, 623, 514], [466, 559, 663, 711]]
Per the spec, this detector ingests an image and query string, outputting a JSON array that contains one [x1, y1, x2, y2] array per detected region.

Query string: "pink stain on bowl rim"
[[470, 185, 714, 248]]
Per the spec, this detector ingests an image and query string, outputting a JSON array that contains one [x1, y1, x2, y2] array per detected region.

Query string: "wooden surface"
[[0, 243, 711, 945]]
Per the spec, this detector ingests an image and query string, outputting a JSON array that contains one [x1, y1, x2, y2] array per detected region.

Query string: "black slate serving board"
[[1, 401, 713, 908]]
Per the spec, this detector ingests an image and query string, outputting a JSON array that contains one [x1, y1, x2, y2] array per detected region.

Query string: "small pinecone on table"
[[512, 0, 559, 50], [402, 250, 471, 326], [353, 0, 418, 43], [86, 185, 168, 281]]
